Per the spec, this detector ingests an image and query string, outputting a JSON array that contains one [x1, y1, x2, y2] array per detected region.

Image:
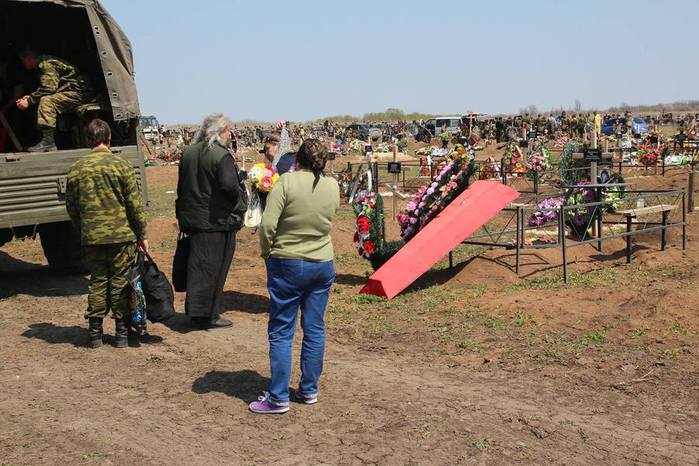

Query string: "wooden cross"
[[571, 127, 613, 181]]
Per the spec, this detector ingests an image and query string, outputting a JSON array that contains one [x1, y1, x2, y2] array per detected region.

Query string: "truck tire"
[[0, 229, 12, 248], [39, 222, 88, 274]]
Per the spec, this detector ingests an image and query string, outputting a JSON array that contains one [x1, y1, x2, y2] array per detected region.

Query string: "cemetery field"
[[1, 165, 697, 465]]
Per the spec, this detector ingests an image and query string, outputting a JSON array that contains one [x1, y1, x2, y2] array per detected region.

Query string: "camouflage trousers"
[[36, 91, 87, 129], [83, 242, 136, 319]]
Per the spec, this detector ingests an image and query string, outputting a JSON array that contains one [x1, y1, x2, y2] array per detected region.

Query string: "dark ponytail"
[[296, 138, 327, 190]]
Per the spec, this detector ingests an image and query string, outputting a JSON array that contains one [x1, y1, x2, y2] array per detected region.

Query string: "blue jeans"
[[266, 258, 335, 404]]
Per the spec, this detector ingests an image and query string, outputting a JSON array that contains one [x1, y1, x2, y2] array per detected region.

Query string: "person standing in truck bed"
[[65, 119, 149, 349], [15, 46, 95, 152]]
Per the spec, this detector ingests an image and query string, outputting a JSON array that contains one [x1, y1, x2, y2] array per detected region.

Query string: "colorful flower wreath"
[[502, 145, 528, 174], [352, 191, 404, 270], [398, 147, 477, 243], [564, 174, 626, 238], [637, 145, 660, 167], [528, 197, 565, 227], [353, 192, 379, 260]]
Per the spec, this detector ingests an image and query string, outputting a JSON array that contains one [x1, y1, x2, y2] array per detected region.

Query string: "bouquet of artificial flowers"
[[248, 163, 280, 193]]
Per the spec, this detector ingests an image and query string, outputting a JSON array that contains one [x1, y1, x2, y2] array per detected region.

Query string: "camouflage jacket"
[[66, 148, 147, 246], [27, 55, 92, 106]]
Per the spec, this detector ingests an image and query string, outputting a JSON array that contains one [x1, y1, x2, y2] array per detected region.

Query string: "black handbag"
[[141, 252, 176, 323], [172, 233, 190, 293]]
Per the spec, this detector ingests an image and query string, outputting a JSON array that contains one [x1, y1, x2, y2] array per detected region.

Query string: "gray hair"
[[193, 113, 233, 147]]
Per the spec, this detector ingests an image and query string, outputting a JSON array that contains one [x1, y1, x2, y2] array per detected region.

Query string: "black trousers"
[[185, 231, 236, 319]]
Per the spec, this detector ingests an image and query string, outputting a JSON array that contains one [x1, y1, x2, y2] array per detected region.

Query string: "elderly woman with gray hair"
[[176, 113, 247, 329]]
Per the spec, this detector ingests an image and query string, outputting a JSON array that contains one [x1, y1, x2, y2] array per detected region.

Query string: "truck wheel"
[[0, 229, 12, 248], [39, 222, 88, 274]]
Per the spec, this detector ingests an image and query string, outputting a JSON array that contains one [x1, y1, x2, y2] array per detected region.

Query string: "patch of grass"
[[145, 187, 176, 220], [541, 345, 561, 362], [504, 274, 564, 291], [350, 294, 385, 305], [366, 314, 394, 338], [326, 304, 352, 319], [664, 348, 679, 358], [590, 330, 606, 343], [670, 321, 689, 336], [514, 311, 533, 327], [335, 252, 364, 267], [431, 324, 456, 343], [5, 442, 30, 449], [474, 438, 491, 452], [456, 338, 482, 353], [576, 330, 606, 349], [521, 332, 540, 347], [418, 425, 432, 439], [628, 328, 650, 339], [456, 284, 488, 299], [504, 265, 663, 292], [480, 313, 511, 330]]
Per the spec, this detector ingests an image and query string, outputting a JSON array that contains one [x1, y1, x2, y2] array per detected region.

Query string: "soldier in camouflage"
[[15, 46, 95, 152], [66, 119, 148, 348]]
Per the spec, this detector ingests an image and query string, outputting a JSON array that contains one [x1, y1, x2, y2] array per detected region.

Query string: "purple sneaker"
[[295, 392, 318, 405], [249, 392, 289, 414]]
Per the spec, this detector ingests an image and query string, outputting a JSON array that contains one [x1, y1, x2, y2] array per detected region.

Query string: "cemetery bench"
[[616, 204, 677, 263]]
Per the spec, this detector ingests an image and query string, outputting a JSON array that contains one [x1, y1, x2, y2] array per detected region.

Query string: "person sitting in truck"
[[14, 46, 95, 152]]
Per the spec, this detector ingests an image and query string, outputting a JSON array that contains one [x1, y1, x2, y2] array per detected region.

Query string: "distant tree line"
[[607, 100, 699, 113], [519, 99, 699, 116], [233, 100, 699, 126], [311, 108, 436, 124]]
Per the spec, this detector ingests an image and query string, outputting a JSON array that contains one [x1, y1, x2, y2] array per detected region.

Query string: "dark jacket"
[[176, 141, 247, 233]]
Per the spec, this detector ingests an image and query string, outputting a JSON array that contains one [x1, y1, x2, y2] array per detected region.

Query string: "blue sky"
[[101, 0, 698, 124]]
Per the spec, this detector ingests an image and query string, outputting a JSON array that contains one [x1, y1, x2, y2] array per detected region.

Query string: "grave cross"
[[571, 128, 612, 182]]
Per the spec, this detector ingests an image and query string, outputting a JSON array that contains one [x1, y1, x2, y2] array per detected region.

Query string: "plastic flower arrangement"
[[528, 197, 564, 227], [564, 173, 626, 238], [337, 168, 354, 198], [349, 139, 363, 153], [353, 192, 378, 260], [503, 145, 528, 174], [249, 163, 279, 193], [565, 184, 596, 237], [529, 152, 547, 171], [375, 143, 391, 153], [637, 145, 660, 167], [449, 144, 468, 160], [553, 136, 569, 149], [398, 147, 477, 243], [352, 191, 404, 270], [530, 145, 552, 172], [479, 156, 500, 180]]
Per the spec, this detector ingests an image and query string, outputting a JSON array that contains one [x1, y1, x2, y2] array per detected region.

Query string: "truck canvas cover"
[[8, 0, 140, 121]]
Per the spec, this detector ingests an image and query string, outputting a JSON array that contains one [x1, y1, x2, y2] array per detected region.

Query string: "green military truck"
[[0, 0, 147, 271]]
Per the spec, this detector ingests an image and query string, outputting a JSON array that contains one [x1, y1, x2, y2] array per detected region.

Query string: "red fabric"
[[360, 181, 520, 299]]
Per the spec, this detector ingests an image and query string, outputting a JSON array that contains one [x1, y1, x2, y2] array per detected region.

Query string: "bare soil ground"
[[1, 163, 698, 465]]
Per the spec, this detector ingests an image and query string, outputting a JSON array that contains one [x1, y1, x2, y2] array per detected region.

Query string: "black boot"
[[27, 129, 57, 152], [209, 314, 233, 328], [88, 318, 103, 348], [114, 319, 128, 348], [190, 314, 232, 329]]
